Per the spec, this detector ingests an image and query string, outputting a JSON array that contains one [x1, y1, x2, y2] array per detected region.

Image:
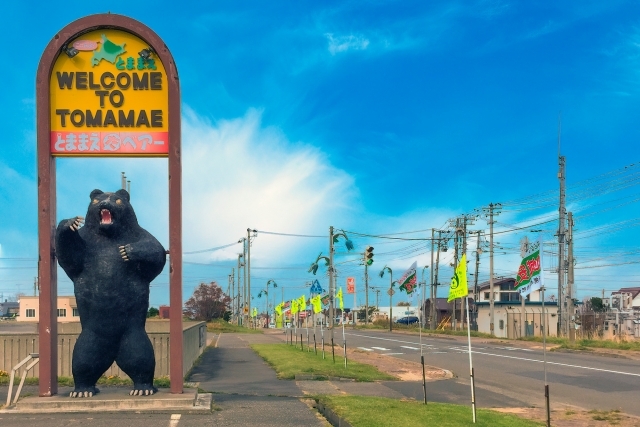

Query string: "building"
[[610, 288, 640, 311], [18, 296, 80, 322], [0, 300, 19, 318], [423, 297, 474, 328], [471, 278, 559, 338], [159, 305, 170, 319]]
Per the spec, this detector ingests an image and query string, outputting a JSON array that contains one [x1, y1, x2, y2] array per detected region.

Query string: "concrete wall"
[[0, 321, 207, 379]]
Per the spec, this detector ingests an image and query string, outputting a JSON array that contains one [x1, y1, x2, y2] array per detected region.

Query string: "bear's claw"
[[119, 244, 131, 262], [69, 386, 98, 398], [130, 389, 155, 396], [69, 216, 85, 232]]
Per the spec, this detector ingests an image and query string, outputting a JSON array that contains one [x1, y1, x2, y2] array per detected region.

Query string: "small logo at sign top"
[[72, 40, 98, 51]]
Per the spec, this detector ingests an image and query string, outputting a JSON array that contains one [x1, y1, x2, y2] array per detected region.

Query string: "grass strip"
[[251, 343, 396, 382], [354, 323, 494, 338], [207, 319, 263, 334], [318, 395, 543, 427], [518, 336, 640, 351]]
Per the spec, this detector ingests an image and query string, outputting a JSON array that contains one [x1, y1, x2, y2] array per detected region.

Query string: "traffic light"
[[364, 246, 374, 265]]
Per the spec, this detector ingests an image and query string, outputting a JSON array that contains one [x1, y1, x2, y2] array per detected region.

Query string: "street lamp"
[[379, 266, 394, 332], [257, 279, 278, 327], [308, 227, 353, 343]]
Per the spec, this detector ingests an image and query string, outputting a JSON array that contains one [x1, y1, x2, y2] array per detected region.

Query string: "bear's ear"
[[90, 189, 104, 200], [116, 189, 130, 203]]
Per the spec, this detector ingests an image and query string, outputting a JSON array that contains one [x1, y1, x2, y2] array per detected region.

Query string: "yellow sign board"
[[49, 29, 169, 156]]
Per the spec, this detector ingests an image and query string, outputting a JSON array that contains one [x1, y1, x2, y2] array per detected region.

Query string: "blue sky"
[[1, 1, 639, 311]]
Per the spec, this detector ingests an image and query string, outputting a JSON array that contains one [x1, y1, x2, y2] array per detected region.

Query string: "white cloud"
[[325, 33, 370, 55], [181, 107, 359, 265]]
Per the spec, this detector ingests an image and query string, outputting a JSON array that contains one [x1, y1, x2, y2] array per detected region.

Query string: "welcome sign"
[[49, 29, 169, 156]]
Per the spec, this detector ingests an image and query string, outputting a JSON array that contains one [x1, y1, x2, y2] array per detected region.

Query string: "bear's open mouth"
[[100, 209, 112, 225]]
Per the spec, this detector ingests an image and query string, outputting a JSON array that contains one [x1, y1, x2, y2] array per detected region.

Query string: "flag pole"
[[542, 284, 550, 427], [465, 296, 477, 423], [419, 275, 427, 404]]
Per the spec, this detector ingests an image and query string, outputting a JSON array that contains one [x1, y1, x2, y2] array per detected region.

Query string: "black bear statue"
[[55, 189, 166, 398]]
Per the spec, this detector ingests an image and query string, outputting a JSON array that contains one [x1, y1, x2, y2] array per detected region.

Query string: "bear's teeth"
[[100, 209, 112, 224]]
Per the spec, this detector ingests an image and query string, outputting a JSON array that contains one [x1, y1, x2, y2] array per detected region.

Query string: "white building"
[[472, 278, 559, 338]]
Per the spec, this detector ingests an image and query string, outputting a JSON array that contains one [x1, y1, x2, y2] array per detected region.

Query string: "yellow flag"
[[336, 287, 344, 310], [448, 254, 469, 302], [291, 299, 299, 315], [311, 295, 322, 314], [275, 302, 283, 315], [299, 295, 307, 311]]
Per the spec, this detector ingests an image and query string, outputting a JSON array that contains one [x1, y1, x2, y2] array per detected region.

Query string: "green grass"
[[0, 375, 171, 388], [251, 343, 397, 382], [318, 395, 543, 427], [206, 319, 263, 334], [518, 335, 640, 351]]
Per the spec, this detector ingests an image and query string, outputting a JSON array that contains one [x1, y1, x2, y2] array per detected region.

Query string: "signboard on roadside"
[[347, 277, 355, 294]]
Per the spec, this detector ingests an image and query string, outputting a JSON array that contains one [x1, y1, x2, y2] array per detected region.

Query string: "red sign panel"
[[50, 131, 168, 156], [347, 277, 355, 294]]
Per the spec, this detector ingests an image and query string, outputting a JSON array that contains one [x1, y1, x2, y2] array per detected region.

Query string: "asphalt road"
[[343, 330, 640, 416]]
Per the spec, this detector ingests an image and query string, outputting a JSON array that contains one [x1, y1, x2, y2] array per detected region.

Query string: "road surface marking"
[[357, 347, 373, 351], [382, 352, 404, 355], [346, 333, 640, 378], [371, 346, 390, 351], [400, 346, 419, 350], [169, 414, 181, 427]]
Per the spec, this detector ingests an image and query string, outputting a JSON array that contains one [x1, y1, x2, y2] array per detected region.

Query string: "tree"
[[589, 297, 605, 313], [147, 307, 159, 318], [183, 281, 230, 321], [397, 301, 410, 307]]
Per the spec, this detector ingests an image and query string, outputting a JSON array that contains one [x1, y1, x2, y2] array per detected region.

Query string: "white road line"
[[371, 346, 390, 351], [400, 346, 419, 350], [382, 353, 404, 356], [346, 332, 640, 378], [358, 347, 373, 351], [169, 413, 181, 427]]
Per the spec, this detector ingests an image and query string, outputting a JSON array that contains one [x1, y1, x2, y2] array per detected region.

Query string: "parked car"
[[395, 316, 419, 325]]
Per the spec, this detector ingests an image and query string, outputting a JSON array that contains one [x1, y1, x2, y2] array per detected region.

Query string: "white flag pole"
[[465, 296, 477, 423]]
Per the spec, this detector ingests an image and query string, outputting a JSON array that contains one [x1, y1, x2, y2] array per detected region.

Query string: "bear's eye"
[[116, 199, 122, 205], [92, 199, 99, 204]]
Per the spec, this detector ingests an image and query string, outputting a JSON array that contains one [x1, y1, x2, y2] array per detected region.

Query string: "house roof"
[[474, 277, 516, 291], [612, 287, 640, 299]]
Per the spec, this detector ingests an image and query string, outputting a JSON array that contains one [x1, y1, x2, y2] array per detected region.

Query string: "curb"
[[316, 401, 353, 427]]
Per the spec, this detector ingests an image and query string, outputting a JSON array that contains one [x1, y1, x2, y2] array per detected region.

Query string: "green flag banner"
[[275, 302, 283, 315], [336, 287, 344, 310], [291, 299, 299, 315], [311, 295, 322, 313], [448, 254, 469, 302], [398, 261, 418, 294], [514, 240, 543, 297]]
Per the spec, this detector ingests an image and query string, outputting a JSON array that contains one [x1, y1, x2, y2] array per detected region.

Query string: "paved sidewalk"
[[188, 332, 326, 426]]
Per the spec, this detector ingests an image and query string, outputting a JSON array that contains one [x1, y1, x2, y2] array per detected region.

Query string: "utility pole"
[[473, 231, 482, 331], [34, 277, 38, 297], [238, 251, 244, 325], [247, 229, 252, 328], [121, 171, 126, 189], [567, 212, 575, 343], [430, 229, 435, 329], [230, 268, 235, 324], [451, 218, 459, 330], [557, 122, 567, 336], [364, 256, 369, 325], [483, 203, 501, 336], [329, 226, 336, 340], [432, 230, 442, 330]]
